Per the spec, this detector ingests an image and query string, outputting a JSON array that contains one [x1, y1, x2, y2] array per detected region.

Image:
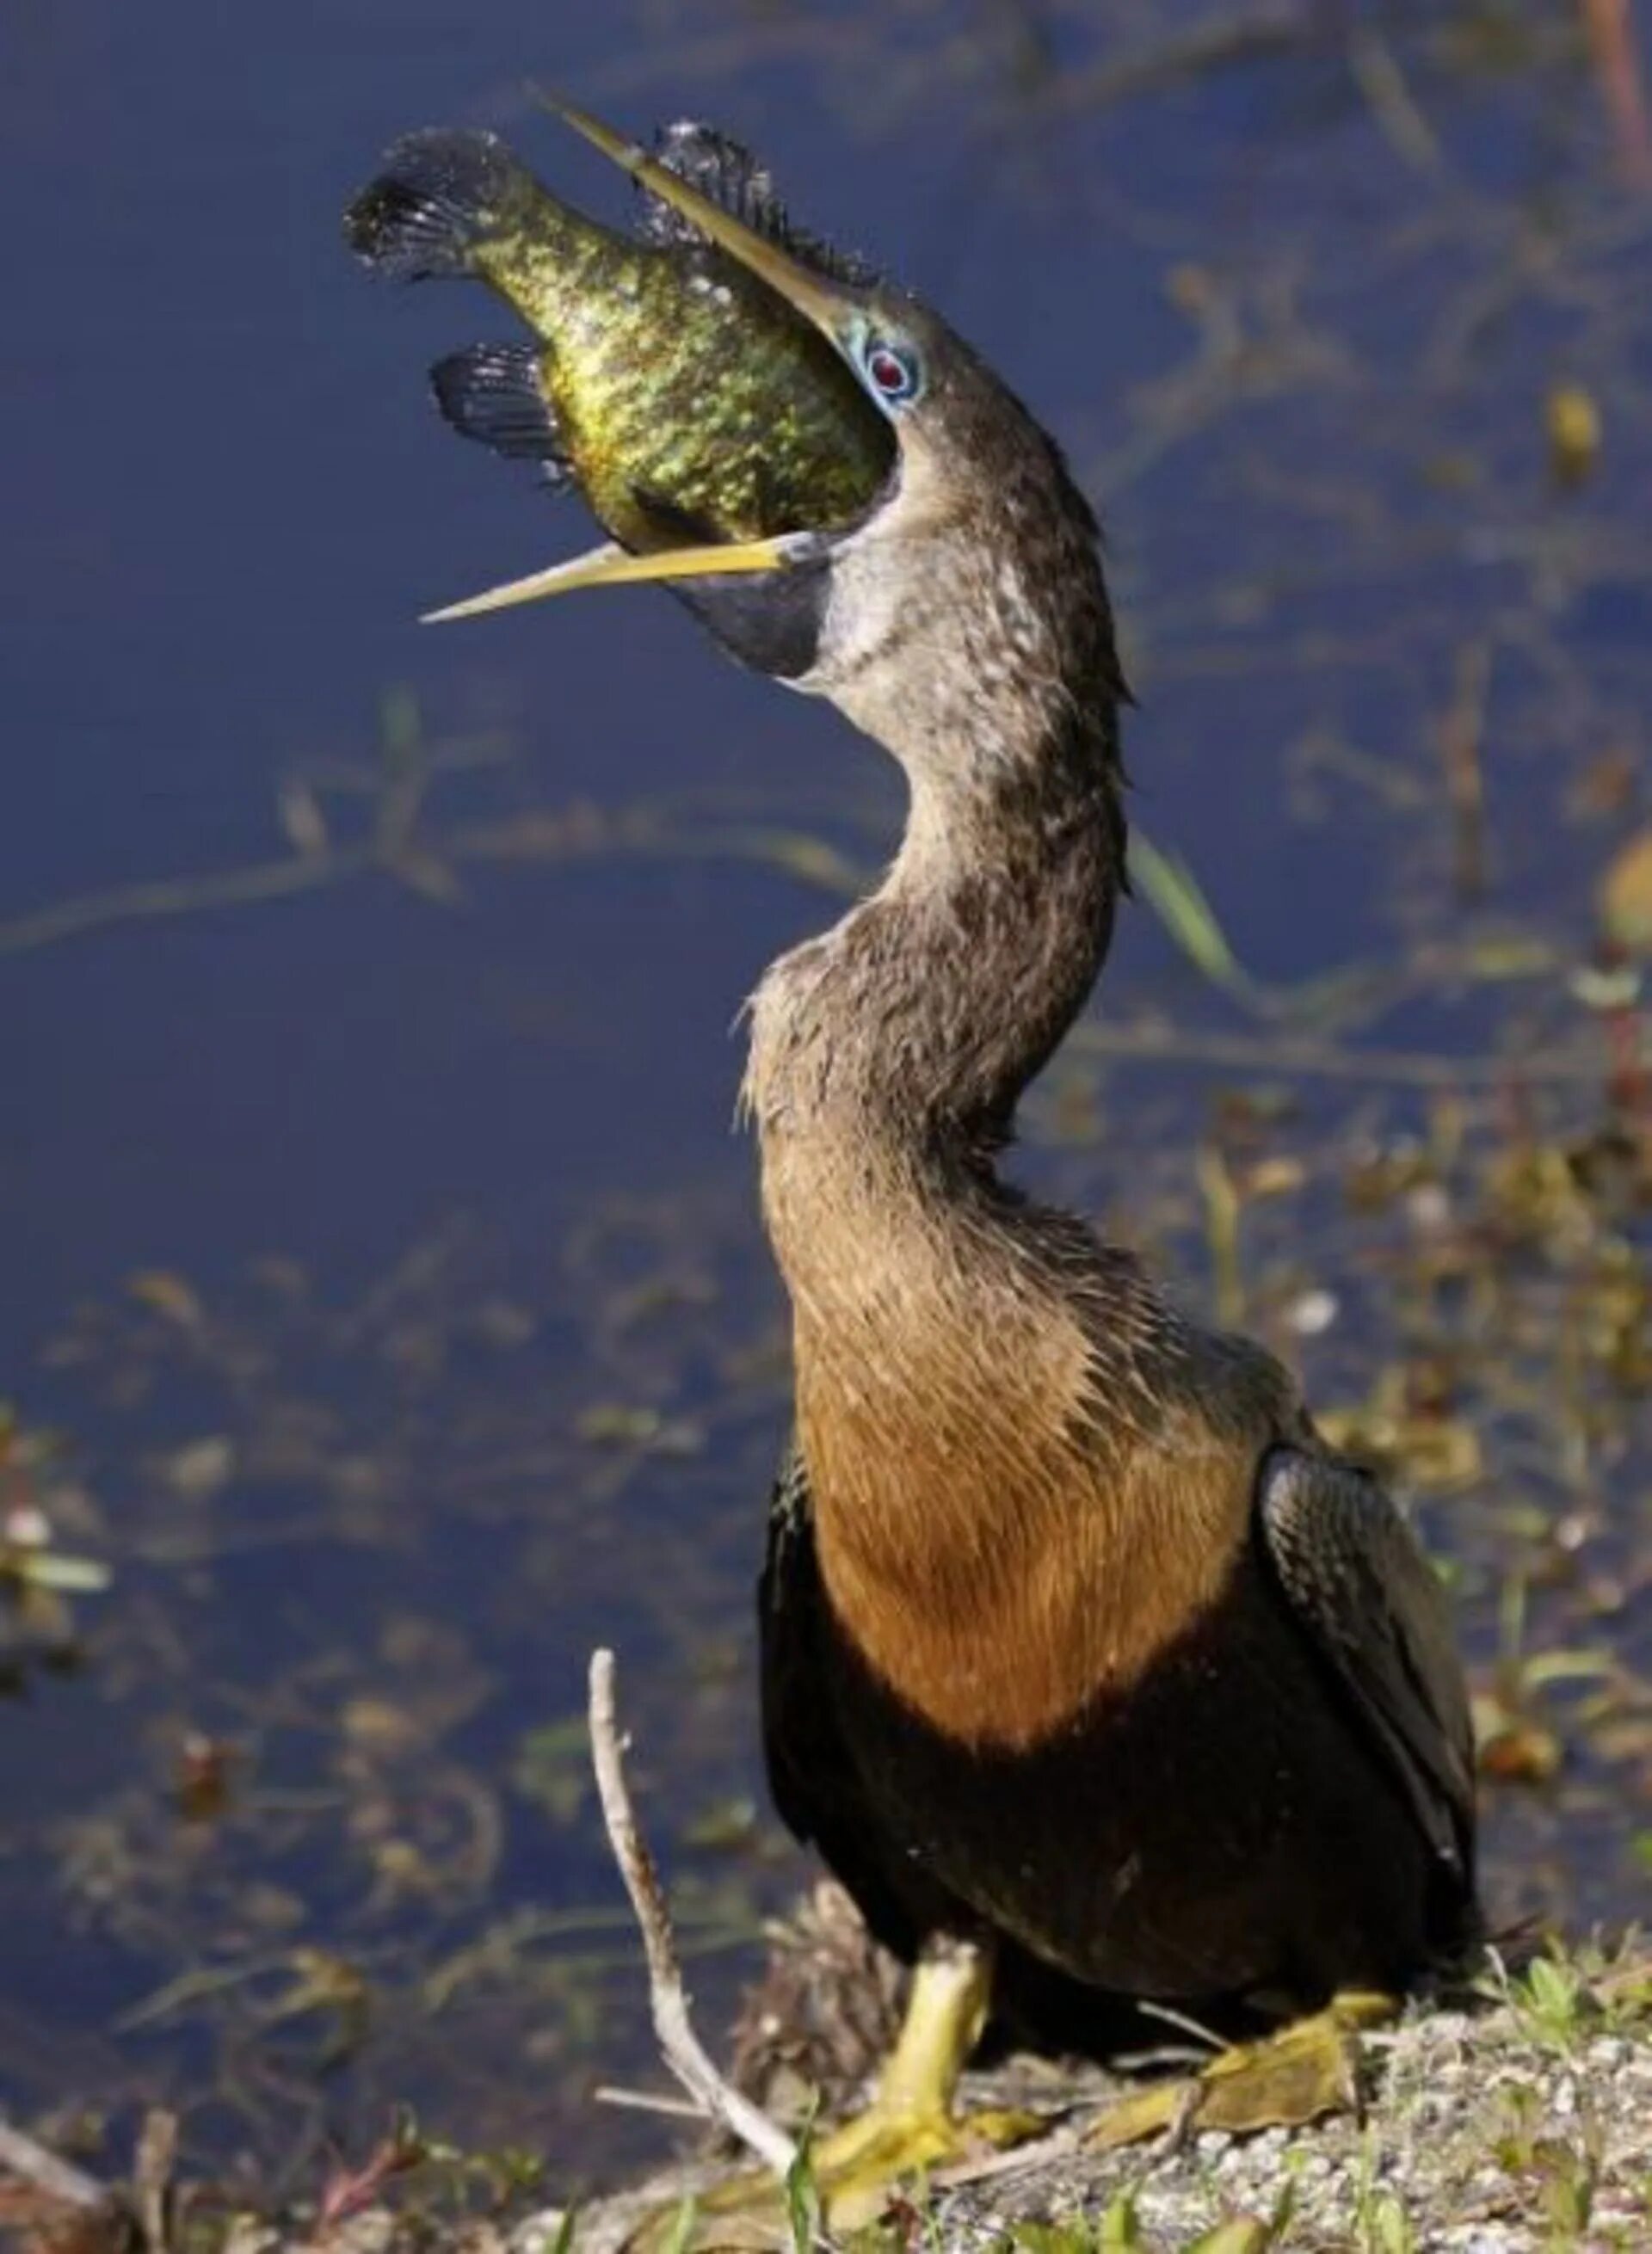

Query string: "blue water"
[[3, 0, 1649, 2198]]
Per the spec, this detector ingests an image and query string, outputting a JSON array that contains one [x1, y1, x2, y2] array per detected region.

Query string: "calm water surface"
[[3, 0, 1649, 2201]]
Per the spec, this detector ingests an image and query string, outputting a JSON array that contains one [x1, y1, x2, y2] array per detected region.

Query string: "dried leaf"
[[9, 1550, 110, 1594], [1598, 827, 1652, 953], [125, 1272, 202, 1327], [1546, 383, 1601, 488]]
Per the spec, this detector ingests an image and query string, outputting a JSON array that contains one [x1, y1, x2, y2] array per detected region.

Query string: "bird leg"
[[795, 1935, 1039, 2204], [656, 1936, 1043, 2246], [1085, 1989, 1396, 2149]]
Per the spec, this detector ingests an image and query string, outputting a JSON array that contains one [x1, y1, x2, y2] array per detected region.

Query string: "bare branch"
[[0, 2117, 109, 2212], [591, 2086, 707, 2121], [134, 2112, 177, 2254], [587, 1647, 798, 2179]]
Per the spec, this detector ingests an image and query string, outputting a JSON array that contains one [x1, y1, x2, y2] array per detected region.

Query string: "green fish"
[[344, 114, 894, 601]]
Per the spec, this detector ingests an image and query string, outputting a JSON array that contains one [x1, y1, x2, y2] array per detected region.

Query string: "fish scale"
[[344, 121, 893, 557]]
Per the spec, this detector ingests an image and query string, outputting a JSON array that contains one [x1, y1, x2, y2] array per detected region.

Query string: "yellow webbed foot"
[[799, 2095, 1039, 2232], [1086, 1990, 1396, 2151], [642, 2100, 1037, 2249], [628, 1938, 1045, 2248]]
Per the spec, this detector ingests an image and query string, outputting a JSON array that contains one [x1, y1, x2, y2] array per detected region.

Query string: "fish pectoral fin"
[[421, 532, 816, 624], [429, 344, 573, 485]]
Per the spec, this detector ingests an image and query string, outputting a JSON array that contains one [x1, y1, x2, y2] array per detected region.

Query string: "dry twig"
[[133, 2114, 176, 2254], [0, 2119, 108, 2213], [1582, 0, 1652, 190], [1439, 638, 1493, 902], [587, 1647, 798, 2179]]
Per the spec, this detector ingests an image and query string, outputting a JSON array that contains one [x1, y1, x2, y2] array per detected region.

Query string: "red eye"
[[867, 344, 916, 399]]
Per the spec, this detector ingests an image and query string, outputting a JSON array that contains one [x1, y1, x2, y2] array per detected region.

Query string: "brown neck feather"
[[747, 715, 1121, 1155], [745, 704, 1278, 1752]]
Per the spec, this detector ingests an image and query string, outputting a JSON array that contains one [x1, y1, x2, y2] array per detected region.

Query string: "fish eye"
[[864, 340, 921, 405]]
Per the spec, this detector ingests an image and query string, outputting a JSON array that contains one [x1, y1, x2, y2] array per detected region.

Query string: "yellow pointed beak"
[[534, 89, 858, 342], [422, 533, 814, 625]]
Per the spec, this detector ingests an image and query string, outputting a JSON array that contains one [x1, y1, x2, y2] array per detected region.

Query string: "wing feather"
[[1258, 1445, 1476, 1888]]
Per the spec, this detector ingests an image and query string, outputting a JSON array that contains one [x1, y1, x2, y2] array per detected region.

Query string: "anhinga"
[[416, 104, 1479, 2226]]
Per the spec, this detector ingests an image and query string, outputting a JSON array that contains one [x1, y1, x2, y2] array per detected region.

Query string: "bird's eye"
[[865, 342, 920, 403]]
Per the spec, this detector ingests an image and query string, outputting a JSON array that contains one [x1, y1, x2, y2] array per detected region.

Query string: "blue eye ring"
[[864, 339, 920, 403]]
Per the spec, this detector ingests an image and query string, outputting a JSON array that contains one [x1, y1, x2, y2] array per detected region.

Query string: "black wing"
[[758, 1438, 928, 1961], [1257, 1445, 1476, 1895]]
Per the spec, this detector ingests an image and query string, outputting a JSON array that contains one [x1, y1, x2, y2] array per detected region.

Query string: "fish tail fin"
[[343, 129, 538, 281]]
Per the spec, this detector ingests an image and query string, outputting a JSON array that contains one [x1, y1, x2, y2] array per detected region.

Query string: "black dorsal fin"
[[636, 122, 785, 249], [636, 121, 878, 288], [428, 344, 573, 485]]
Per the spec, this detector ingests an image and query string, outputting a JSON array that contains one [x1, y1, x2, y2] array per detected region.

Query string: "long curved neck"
[[743, 703, 1171, 1750], [744, 711, 1124, 1173]]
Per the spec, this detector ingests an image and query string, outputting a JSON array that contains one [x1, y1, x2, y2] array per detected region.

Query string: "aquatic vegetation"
[[0, 1403, 108, 1682]]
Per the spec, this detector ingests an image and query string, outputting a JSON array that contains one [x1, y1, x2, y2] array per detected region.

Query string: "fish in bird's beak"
[[348, 99, 896, 625], [409, 94, 898, 625]]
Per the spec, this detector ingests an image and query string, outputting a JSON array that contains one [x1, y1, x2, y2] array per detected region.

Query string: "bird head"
[[428, 100, 1124, 783]]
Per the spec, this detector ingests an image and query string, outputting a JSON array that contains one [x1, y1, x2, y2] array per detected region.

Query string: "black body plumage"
[[761, 1442, 1475, 2037]]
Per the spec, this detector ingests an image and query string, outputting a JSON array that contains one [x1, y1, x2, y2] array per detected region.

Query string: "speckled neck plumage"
[[745, 710, 1120, 1157]]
